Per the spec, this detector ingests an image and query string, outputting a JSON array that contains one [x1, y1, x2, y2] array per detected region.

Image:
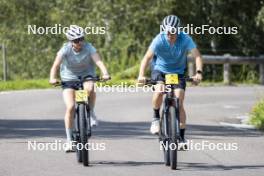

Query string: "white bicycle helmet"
[[65, 25, 84, 41], [162, 15, 181, 33]]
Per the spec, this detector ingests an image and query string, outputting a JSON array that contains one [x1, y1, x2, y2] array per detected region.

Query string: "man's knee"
[[153, 91, 163, 97], [173, 89, 185, 110], [153, 91, 163, 104], [154, 83, 166, 93]]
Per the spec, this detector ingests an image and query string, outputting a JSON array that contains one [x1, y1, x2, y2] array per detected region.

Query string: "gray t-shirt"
[[57, 42, 97, 81]]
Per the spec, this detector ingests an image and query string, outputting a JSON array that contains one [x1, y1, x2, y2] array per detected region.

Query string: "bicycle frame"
[[145, 76, 194, 170], [52, 76, 108, 166], [54, 77, 93, 140], [74, 96, 91, 138], [74, 76, 105, 166], [74, 82, 91, 137]]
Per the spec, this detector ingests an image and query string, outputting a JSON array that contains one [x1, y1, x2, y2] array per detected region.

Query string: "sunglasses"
[[72, 37, 84, 44]]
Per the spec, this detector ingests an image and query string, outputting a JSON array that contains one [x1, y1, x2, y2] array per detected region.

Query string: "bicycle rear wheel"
[[79, 104, 89, 166], [169, 102, 180, 170]]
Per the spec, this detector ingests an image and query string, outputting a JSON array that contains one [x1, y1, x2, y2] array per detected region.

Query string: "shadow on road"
[[0, 119, 65, 139], [90, 161, 264, 170], [0, 119, 262, 139], [90, 160, 164, 167], [93, 121, 152, 139], [187, 124, 262, 138], [0, 119, 152, 139], [178, 162, 264, 171]]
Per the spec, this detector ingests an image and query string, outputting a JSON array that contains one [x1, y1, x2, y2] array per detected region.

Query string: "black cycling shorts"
[[61, 75, 94, 90], [151, 70, 186, 90], [61, 81, 81, 90]]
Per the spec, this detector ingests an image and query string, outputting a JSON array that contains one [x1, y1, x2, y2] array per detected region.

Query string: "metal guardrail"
[[188, 55, 264, 84], [1, 52, 263, 84]]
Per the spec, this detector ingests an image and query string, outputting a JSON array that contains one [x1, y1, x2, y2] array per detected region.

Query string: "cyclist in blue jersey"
[[49, 25, 110, 152], [138, 15, 203, 145]]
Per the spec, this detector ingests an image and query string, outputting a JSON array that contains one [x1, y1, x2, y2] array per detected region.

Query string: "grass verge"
[[0, 79, 50, 91], [0, 78, 262, 91], [250, 99, 264, 130]]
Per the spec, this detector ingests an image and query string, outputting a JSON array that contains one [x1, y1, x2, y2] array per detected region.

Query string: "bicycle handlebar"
[[51, 76, 111, 87], [145, 76, 194, 85]]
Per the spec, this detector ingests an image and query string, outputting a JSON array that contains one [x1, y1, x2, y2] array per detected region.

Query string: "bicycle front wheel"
[[169, 103, 180, 170], [74, 106, 82, 163], [79, 104, 89, 166], [160, 109, 170, 166]]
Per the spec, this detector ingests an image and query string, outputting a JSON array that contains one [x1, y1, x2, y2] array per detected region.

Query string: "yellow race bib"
[[75, 90, 89, 102], [165, 74, 179, 84]]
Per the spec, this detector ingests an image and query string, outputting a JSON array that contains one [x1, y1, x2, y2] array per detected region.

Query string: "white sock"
[[90, 109, 96, 117], [65, 128, 73, 141]]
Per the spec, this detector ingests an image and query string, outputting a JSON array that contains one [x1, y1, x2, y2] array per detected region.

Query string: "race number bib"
[[75, 90, 88, 102], [165, 74, 179, 84]]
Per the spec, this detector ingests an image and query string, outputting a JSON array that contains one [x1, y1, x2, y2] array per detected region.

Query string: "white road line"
[[223, 105, 239, 109], [0, 92, 10, 95]]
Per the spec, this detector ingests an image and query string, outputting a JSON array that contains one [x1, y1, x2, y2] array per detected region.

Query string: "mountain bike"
[[146, 74, 194, 170], [55, 76, 108, 166]]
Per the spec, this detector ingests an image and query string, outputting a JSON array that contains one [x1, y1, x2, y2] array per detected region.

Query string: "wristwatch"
[[196, 70, 203, 74]]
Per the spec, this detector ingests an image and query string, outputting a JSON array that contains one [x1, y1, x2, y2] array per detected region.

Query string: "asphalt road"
[[0, 86, 264, 176]]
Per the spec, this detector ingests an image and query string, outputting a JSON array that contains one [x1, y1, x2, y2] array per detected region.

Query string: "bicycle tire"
[[160, 109, 170, 166], [74, 107, 82, 163], [86, 105, 91, 138], [79, 104, 89, 166], [169, 103, 180, 170]]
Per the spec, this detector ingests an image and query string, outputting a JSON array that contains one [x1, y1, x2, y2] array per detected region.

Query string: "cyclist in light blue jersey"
[[49, 25, 110, 152], [138, 15, 203, 145]]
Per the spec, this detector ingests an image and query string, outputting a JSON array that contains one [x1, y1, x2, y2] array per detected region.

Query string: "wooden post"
[[223, 63, 230, 84], [2, 44, 7, 81], [260, 64, 264, 85]]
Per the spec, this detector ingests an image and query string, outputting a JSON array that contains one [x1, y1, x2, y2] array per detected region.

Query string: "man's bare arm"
[[190, 48, 203, 82], [138, 49, 155, 79]]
